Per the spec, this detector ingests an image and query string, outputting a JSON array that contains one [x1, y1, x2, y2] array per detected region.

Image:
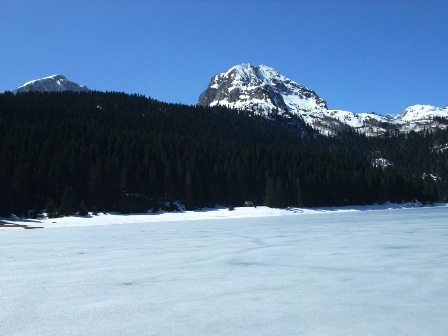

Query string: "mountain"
[[12, 75, 89, 93], [198, 64, 448, 136], [198, 64, 327, 113]]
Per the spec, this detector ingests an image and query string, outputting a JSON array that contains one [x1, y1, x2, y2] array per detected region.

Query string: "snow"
[[282, 92, 320, 110], [373, 157, 394, 168], [401, 104, 447, 122], [3, 206, 308, 229], [208, 64, 328, 121], [1, 205, 448, 335], [12, 74, 89, 93], [19, 74, 65, 88], [204, 64, 448, 136]]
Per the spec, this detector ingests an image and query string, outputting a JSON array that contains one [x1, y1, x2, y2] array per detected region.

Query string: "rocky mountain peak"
[[198, 64, 327, 116]]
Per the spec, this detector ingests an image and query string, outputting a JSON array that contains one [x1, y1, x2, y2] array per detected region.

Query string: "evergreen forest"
[[1, 91, 447, 218]]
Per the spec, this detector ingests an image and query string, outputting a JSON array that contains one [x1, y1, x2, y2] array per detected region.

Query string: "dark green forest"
[[0, 91, 446, 218]]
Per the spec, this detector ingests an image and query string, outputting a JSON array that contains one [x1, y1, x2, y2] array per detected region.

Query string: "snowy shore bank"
[[2, 202, 446, 229]]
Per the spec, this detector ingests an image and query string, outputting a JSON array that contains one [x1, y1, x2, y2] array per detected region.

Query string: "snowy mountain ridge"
[[198, 64, 448, 136], [12, 74, 89, 93], [10, 69, 447, 136]]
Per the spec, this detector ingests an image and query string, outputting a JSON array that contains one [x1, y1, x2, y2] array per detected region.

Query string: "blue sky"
[[1, 0, 447, 115]]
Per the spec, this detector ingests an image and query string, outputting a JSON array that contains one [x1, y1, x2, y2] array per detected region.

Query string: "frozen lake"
[[1, 207, 448, 335]]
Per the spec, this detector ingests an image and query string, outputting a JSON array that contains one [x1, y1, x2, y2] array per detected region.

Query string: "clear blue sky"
[[1, 0, 447, 115]]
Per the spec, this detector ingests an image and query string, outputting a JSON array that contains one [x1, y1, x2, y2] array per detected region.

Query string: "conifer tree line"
[[0, 91, 445, 217]]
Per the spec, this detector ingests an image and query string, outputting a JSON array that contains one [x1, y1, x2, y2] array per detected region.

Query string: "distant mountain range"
[[11, 67, 448, 136], [198, 64, 448, 136]]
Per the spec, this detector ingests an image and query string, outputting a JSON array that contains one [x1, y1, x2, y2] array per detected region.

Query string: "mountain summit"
[[198, 64, 327, 115], [199, 64, 448, 136], [13, 75, 89, 93]]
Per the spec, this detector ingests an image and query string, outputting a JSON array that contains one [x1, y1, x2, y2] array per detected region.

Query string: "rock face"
[[199, 64, 448, 136], [13, 75, 89, 93], [198, 64, 326, 117]]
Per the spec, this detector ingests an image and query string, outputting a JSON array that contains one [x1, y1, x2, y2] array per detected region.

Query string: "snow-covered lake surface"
[[1, 206, 448, 335]]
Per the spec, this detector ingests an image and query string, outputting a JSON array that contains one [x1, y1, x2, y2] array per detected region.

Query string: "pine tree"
[[185, 170, 195, 210], [45, 198, 58, 218], [78, 200, 88, 216], [296, 178, 304, 207], [263, 176, 281, 208], [59, 186, 77, 216]]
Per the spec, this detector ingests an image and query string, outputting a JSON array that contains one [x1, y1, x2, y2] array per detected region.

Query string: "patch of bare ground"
[[0, 221, 43, 229]]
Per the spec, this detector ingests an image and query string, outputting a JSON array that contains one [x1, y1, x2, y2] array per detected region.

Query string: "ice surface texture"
[[1, 207, 447, 335]]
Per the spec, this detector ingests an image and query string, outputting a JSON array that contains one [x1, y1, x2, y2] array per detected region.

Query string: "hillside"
[[0, 91, 446, 217]]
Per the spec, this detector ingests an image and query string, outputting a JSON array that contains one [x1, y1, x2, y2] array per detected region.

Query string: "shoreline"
[[1, 201, 446, 230]]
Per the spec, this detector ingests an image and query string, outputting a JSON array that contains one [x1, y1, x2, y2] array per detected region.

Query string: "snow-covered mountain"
[[198, 64, 448, 136], [198, 64, 327, 113], [13, 75, 89, 93]]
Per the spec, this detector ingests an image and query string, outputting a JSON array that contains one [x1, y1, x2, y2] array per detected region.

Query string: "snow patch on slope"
[[401, 104, 448, 122]]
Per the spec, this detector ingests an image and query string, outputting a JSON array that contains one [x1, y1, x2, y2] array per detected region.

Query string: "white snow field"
[[1, 206, 448, 335]]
